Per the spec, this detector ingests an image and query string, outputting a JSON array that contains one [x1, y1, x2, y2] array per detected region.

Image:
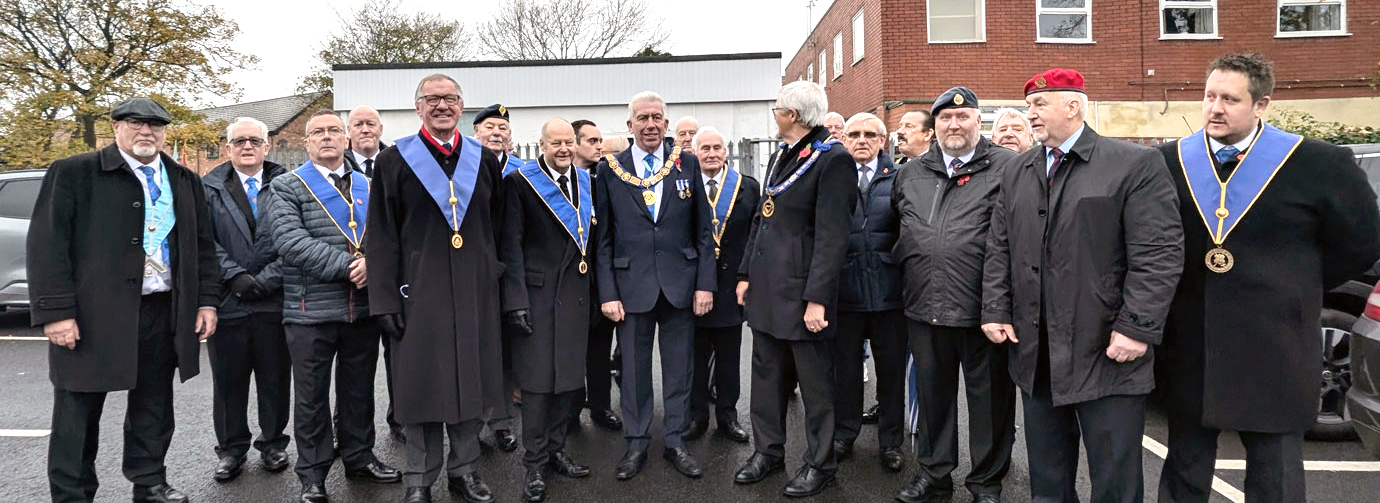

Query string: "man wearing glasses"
[[200, 117, 293, 483], [367, 74, 507, 503], [269, 110, 401, 503]]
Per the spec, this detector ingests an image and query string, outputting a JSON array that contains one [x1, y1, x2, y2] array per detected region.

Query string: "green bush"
[[1270, 108, 1380, 145]]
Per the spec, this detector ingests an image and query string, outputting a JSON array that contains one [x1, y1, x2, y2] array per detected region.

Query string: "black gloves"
[[379, 313, 406, 340], [504, 309, 534, 335], [228, 272, 267, 300]]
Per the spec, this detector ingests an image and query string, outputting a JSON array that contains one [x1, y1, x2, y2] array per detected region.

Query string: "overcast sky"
[[208, 0, 834, 106]]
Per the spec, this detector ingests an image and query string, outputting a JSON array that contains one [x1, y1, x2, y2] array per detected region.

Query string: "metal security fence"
[[267, 148, 309, 169]]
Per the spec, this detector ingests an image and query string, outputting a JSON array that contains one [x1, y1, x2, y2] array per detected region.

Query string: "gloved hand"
[[228, 273, 267, 300], [504, 309, 534, 335], [379, 313, 406, 340]]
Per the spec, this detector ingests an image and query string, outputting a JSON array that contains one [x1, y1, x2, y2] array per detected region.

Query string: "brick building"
[[786, 0, 1378, 139], [189, 92, 328, 174]]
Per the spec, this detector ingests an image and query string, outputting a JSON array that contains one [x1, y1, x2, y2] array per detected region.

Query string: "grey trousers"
[[403, 420, 481, 488]]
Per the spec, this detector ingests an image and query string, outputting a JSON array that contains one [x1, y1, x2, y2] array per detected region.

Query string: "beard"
[[132, 144, 158, 158], [939, 134, 975, 157]]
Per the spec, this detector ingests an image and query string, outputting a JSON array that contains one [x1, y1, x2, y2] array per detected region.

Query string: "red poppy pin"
[[798, 146, 812, 159], [956, 175, 971, 187], [674, 156, 682, 170]]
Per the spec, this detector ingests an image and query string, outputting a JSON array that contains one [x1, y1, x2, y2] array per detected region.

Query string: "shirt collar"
[[1047, 123, 1086, 159], [351, 149, 376, 166], [631, 142, 663, 168], [233, 167, 263, 187], [315, 162, 347, 181], [701, 168, 726, 186], [940, 150, 975, 170], [857, 157, 880, 172], [119, 149, 162, 176], [1207, 121, 1259, 154]]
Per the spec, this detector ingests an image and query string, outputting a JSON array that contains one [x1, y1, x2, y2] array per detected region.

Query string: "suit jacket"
[[202, 161, 286, 318], [344, 144, 388, 177], [593, 142, 716, 313], [28, 144, 220, 392], [739, 126, 857, 340], [697, 170, 761, 328]]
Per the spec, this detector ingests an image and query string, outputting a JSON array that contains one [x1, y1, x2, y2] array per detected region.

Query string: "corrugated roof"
[[195, 92, 326, 135]]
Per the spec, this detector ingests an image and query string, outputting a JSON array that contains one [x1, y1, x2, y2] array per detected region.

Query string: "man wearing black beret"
[[474, 103, 525, 177]]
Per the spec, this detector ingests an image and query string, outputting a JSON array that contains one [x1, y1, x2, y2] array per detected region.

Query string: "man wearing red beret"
[[980, 69, 1185, 503]]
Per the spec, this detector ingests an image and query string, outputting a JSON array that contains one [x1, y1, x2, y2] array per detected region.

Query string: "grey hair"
[[844, 112, 887, 137], [225, 116, 268, 142], [823, 111, 845, 123], [776, 81, 828, 127], [414, 73, 463, 102], [674, 115, 699, 131], [628, 91, 668, 121], [1060, 91, 1088, 119], [992, 107, 1031, 130], [691, 125, 725, 150]]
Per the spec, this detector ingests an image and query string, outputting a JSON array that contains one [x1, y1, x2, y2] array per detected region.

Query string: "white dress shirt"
[[315, 162, 349, 185], [701, 168, 726, 201], [234, 168, 263, 193], [941, 150, 976, 178], [1207, 122, 1259, 160], [121, 150, 172, 294], [630, 142, 664, 220], [856, 157, 880, 186], [541, 159, 577, 205]]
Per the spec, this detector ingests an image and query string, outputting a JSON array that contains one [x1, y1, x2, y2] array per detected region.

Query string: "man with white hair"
[[593, 91, 716, 481], [990, 108, 1033, 153], [733, 81, 856, 497], [823, 111, 846, 142], [673, 115, 699, 151], [981, 69, 1184, 503]]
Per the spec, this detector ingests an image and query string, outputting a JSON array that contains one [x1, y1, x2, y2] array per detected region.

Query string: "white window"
[[1159, 0, 1218, 39], [807, 64, 814, 84], [818, 51, 827, 83], [1037, 0, 1092, 43], [852, 9, 866, 63], [1277, 0, 1346, 37], [927, 0, 985, 43], [832, 33, 843, 79]]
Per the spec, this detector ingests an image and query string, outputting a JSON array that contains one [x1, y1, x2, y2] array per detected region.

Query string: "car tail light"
[[1366, 281, 1380, 321]]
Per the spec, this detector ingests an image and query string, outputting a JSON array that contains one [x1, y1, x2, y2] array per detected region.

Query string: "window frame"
[[1035, 0, 1094, 44], [807, 63, 814, 84], [1158, 0, 1221, 40], [926, 0, 986, 44], [832, 32, 844, 80], [818, 50, 827, 83], [851, 9, 866, 64], [1276, 0, 1348, 38]]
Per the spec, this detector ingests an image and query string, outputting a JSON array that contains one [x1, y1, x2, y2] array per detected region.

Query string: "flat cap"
[[931, 87, 979, 115], [1025, 68, 1086, 96], [110, 97, 172, 125], [473, 103, 510, 125]]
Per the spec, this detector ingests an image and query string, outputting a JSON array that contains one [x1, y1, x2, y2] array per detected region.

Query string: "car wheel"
[[1308, 308, 1359, 441]]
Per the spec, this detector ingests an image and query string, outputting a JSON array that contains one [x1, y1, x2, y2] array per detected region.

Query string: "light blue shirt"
[[631, 142, 664, 219], [1045, 123, 1086, 177]]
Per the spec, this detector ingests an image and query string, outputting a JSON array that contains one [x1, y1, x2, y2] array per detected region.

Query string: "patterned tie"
[[858, 164, 871, 193], [643, 153, 657, 216], [1215, 146, 1240, 165], [948, 158, 964, 177], [245, 178, 259, 218], [557, 174, 571, 202], [707, 179, 719, 201], [1048, 147, 1065, 185], [136, 165, 168, 264]]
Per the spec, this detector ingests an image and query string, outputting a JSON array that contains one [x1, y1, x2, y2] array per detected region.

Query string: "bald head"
[[347, 105, 383, 158], [540, 118, 577, 173]]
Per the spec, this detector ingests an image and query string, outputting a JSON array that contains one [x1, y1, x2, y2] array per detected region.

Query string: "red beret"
[[1025, 68, 1086, 96]]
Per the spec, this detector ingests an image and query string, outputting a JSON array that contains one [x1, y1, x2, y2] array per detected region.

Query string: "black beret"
[[473, 103, 510, 125], [110, 97, 172, 125], [930, 87, 979, 115]]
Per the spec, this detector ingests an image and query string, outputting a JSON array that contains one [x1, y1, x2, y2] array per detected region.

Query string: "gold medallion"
[[348, 220, 357, 229], [451, 233, 464, 249], [1205, 247, 1234, 273], [762, 197, 776, 218], [578, 260, 589, 274], [714, 246, 721, 259], [642, 190, 656, 206], [1215, 207, 1229, 219], [1035, 76, 1048, 88]]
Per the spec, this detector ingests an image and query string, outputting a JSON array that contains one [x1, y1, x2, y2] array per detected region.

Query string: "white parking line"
[[0, 336, 46, 341], [0, 429, 50, 437], [1215, 460, 1380, 472], [1143, 435, 1246, 503]]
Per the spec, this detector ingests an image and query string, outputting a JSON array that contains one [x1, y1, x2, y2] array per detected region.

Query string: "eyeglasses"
[[230, 137, 266, 148], [846, 131, 882, 140], [770, 107, 793, 115], [121, 119, 166, 132], [307, 127, 346, 138], [418, 94, 461, 106]]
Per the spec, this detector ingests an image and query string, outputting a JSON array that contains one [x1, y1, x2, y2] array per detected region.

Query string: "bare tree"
[[299, 0, 476, 93], [476, 0, 670, 60]]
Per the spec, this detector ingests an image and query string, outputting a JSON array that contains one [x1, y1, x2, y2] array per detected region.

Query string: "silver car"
[[0, 169, 45, 310]]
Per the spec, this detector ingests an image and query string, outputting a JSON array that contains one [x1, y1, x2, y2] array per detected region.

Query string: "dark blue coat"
[[838, 155, 901, 313], [202, 161, 286, 319], [697, 171, 760, 328]]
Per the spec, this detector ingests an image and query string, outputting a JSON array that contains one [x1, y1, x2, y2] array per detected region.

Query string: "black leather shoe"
[[684, 420, 707, 440], [861, 403, 881, 424], [733, 452, 784, 485], [896, 475, 953, 503], [213, 454, 245, 482], [547, 451, 591, 478], [663, 447, 702, 478], [402, 486, 431, 503], [495, 429, 518, 452], [522, 470, 547, 502], [614, 450, 647, 481], [299, 483, 328, 503], [346, 461, 402, 483], [591, 408, 623, 431], [716, 420, 750, 443], [832, 439, 853, 461], [879, 447, 905, 472], [134, 484, 189, 503], [783, 466, 837, 498], [972, 494, 1001, 503], [261, 448, 290, 473], [448, 473, 494, 503]]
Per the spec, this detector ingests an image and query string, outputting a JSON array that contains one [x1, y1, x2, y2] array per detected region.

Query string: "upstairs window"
[[1037, 0, 1092, 43], [1160, 0, 1218, 39], [1277, 0, 1346, 37], [852, 9, 865, 63], [927, 0, 985, 43]]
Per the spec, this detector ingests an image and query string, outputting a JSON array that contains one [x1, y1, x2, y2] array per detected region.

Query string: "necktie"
[[245, 178, 259, 218], [948, 158, 964, 177], [363, 158, 374, 177], [858, 164, 872, 192], [1048, 147, 1065, 185], [557, 174, 571, 202], [643, 153, 657, 216], [137, 165, 168, 265], [707, 179, 719, 201], [1215, 146, 1240, 165], [330, 172, 349, 193]]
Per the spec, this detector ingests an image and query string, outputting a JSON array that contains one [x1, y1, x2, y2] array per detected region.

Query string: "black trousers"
[[573, 316, 616, 420], [618, 294, 694, 452], [284, 321, 380, 485], [402, 420, 481, 488], [383, 334, 401, 433], [521, 390, 580, 470], [1023, 390, 1146, 503], [833, 310, 907, 449], [48, 293, 177, 503], [691, 324, 743, 427], [909, 321, 1017, 495], [749, 329, 837, 472], [208, 311, 291, 459], [1159, 415, 1305, 503]]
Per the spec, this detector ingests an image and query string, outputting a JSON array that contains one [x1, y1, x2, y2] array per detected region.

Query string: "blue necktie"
[[643, 153, 657, 216], [1215, 146, 1240, 165], [245, 178, 259, 218], [137, 165, 169, 265]]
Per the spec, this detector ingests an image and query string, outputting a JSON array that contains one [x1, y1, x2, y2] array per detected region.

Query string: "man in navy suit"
[[593, 91, 717, 481]]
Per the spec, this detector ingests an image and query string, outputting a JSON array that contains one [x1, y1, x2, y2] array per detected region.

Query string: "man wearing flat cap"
[[475, 103, 525, 177], [30, 97, 221, 503], [981, 69, 1184, 503], [893, 87, 1017, 503]]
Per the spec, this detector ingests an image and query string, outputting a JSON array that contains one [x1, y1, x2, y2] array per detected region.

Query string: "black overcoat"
[[981, 126, 1184, 406], [28, 144, 220, 392], [698, 171, 761, 328], [366, 135, 505, 424], [1159, 135, 1380, 432], [739, 126, 857, 340]]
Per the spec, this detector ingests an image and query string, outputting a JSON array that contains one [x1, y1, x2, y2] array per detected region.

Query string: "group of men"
[[27, 51, 1380, 503]]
